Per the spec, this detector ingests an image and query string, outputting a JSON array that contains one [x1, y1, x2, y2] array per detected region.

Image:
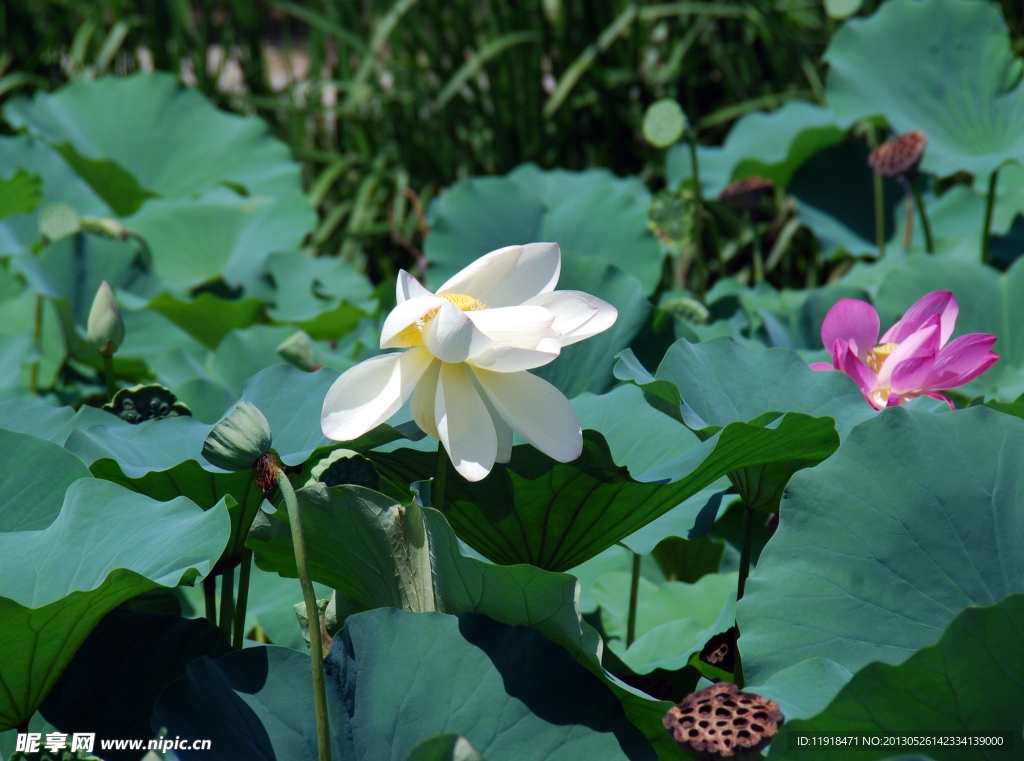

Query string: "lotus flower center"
[[438, 293, 486, 311], [866, 342, 899, 373]]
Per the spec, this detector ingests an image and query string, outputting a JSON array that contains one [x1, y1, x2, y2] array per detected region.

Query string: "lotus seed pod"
[[87, 281, 125, 356], [868, 130, 928, 178], [643, 99, 688, 148], [81, 216, 127, 240], [663, 682, 784, 760], [202, 401, 273, 471], [277, 330, 319, 372], [38, 203, 81, 242]]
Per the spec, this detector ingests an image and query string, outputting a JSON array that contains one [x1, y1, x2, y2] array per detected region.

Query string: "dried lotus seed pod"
[[867, 130, 928, 178], [663, 682, 784, 760]]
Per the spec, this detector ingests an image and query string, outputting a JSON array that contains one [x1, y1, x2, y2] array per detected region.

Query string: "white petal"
[[380, 296, 445, 349], [467, 337, 561, 372], [472, 367, 582, 463], [422, 302, 493, 362], [436, 363, 497, 481], [410, 358, 441, 439], [321, 347, 433, 441], [437, 243, 561, 308], [396, 269, 434, 304], [523, 290, 618, 346], [466, 306, 555, 349]]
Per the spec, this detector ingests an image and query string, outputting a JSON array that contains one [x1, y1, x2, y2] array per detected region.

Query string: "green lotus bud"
[[202, 401, 273, 471], [87, 281, 125, 356], [277, 330, 318, 372]]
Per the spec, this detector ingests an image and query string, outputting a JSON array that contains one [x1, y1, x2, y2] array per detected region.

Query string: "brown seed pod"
[[868, 130, 928, 178], [253, 451, 282, 495], [663, 682, 784, 760], [718, 176, 774, 212]]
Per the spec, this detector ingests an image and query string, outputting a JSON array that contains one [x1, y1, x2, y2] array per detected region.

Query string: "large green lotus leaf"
[[266, 251, 376, 326], [147, 292, 267, 350], [371, 412, 839, 571], [768, 595, 1024, 760], [650, 337, 877, 437], [249, 484, 602, 664], [0, 399, 127, 445], [532, 257, 650, 397], [872, 255, 1024, 400], [0, 478, 230, 730], [0, 283, 68, 389], [5, 72, 302, 199], [38, 608, 230, 761], [0, 428, 90, 532], [0, 134, 109, 255], [666, 102, 852, 195], [424, 162, 662, 294], [209, 325, 301, 395], [153, 610, 656, 761], [737, 407, 1024, 712], [404, 734, 486, 761], [572, 384, 731, 553], [826, 0, 1024, 178], [593, 571, 737, 674]]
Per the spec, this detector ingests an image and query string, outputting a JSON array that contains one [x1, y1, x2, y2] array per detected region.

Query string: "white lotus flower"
[[321, 243, 617, 481]]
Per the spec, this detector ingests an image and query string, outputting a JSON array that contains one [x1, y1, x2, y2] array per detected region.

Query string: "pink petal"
[[920, 334, 999, 390], [834, 339, 880, 407], [890, 353, 937, 395], [809, 362, 835, 372], [886, 391, 901, 407], [924, 392, 956, 411], [821, 299, 879, 360], [881, 291, 958, 346], [877, 316, 941, 389]]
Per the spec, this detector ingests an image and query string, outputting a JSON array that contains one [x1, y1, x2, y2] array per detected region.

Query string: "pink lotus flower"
[[811, 292, 998, 410]]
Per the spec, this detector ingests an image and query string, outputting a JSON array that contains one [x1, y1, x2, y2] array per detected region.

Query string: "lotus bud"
[[202, 401, 272, 472], [277, 330, 319, 372], [87, 281, 125, 356]]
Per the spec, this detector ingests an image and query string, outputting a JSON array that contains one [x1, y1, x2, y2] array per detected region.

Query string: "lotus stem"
[[29, 294, 43, 393], [737, 504, 754, 600], [626, 552, 641, 648], [982, 168, 1000, 266], [233, 549, 253, 650], [102, 353, 116, 402], [910, 176, 934, 254], [867, 125, 886, 259], [434, 444, 450, 511], [688, 131, 706, 295], [218, 564, 234, 641], [900, 180, 914, 251], [750, 212, 764, 283], [203, 573, 217, 622], [278, 471, 332, 761]]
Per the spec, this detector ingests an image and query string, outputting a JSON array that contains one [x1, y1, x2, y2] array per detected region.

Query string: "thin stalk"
[[910, 176, 934, 254], [749, 212, 764, 283], [867, 125, 886, 258], [901, 186, 914, 251], [626, 552, 641, 648], [434, 444, 450, 511], [737, 504, 754, 600], [102, 353, 116, 401], [29, 294, 43, 393], [233, 549, 253, 650], [219, 564, 235, 642], [982, 168, 1000, 266], [203, 573, 217, 622], [278, 471, 331, 761], [688, 131, 706, 295]]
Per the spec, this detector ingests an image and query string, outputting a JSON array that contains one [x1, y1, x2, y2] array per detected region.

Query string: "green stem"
[[233, 549, 253, 650], [737, 503, 754, 600], [982, 168, 1000, 266], [203, 573, 217, 623], [434, 444, 450, 511], [279, 471, 332, 761], [102, 353, 116, 401], [910, 176, 934, 254], [688, 131, 706, 295], [29, 294, 43, 393], [750, 212, 764, 283], [219, 564, 234, 642], [626, 552, 641, 648], [867, 124, 886, 259]]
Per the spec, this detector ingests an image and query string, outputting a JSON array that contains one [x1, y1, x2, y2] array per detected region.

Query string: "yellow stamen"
[[866, 342, 899, 373], [415, 293, 487, 333]]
